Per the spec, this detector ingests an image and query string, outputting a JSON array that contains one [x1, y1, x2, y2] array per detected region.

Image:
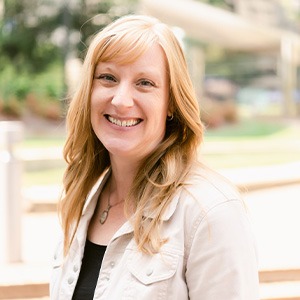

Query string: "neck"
[[109, 156, 140, 204]]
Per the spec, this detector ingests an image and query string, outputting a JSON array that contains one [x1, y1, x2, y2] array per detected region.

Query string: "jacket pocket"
[[127, 250, 179, 285]]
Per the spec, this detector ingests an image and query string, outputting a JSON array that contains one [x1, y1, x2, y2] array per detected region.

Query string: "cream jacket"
[[50, 166, 259, 299]]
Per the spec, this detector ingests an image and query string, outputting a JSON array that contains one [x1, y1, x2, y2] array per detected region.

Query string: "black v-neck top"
[[72, 240, 107, 300]]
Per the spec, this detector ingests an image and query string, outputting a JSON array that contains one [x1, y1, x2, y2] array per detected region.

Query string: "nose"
[[111, 82, 134, 109]]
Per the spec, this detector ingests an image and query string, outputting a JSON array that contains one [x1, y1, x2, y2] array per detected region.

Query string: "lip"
[[104, 114, 143, 128]]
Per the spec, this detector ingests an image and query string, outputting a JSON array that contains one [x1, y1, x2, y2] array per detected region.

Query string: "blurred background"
[[0, 0, 300, 299]]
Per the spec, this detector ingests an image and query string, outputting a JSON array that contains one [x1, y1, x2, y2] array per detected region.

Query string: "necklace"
[[99, 182, 124, 225]]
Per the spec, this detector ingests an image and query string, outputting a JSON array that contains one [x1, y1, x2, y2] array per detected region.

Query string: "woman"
[[51, 15, 259, 299]]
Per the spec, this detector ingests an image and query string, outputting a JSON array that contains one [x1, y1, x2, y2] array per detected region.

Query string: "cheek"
[[90, 97, 96, 112], [149, 101, 168, 135], [90, 97, 98, 123], [90, 92, 104, 127], [90, 88, 108, 115], [154, 94, 169, 123]]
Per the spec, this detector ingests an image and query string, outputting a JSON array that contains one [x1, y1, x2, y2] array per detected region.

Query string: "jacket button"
[[73, 265, 79, 272], [68, 277, 74, 284], [146, 268, 153, 276], [110, 261, 115, 268]]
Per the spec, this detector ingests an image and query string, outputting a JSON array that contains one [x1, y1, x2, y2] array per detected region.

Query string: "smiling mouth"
[[105, 115, 142, 127]]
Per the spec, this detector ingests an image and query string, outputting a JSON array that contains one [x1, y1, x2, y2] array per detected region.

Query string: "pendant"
[[100, 209, 109, 224]]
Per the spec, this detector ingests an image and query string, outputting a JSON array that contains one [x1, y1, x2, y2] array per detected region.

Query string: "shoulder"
[[172, 163, 252, 246], [175, 163, 257, 259], [179, 163, 242, 214]]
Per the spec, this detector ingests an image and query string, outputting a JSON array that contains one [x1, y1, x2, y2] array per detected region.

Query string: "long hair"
[[59, 14, 204, 255]]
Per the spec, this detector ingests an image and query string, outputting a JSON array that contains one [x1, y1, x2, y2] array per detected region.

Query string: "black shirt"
[[72, 240, 107, 300]]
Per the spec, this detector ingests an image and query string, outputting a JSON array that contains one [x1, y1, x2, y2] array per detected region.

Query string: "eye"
[[95, 74, 117, 82], [137, 79, 155, 87]]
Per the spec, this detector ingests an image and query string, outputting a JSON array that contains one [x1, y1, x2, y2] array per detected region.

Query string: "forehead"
[[96, 44, 168, 75]]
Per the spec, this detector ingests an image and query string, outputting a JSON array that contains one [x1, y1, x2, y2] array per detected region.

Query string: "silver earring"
[[167, 114, 174, 121]]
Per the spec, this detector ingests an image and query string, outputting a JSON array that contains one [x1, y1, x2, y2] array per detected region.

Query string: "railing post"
[[0, 121, 23, 263]]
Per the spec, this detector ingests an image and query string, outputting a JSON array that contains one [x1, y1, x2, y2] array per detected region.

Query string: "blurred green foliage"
[[0, 63, 64, 119], [0, 0, 60, 72]]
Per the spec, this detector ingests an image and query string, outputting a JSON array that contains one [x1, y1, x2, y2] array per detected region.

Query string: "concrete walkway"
[[1, 162, 300, 299]]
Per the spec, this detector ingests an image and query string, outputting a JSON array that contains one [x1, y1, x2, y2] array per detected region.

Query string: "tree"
[[0, 0, 138, 72]]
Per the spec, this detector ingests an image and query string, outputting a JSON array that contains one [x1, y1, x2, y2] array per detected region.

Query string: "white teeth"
[[108, 116, 140, 127]]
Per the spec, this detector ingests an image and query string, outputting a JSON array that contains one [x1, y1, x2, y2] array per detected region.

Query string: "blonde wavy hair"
[[60, 14, 204, 255]]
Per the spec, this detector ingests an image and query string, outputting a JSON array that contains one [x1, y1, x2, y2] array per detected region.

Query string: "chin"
[[108, 146, 152, 163]]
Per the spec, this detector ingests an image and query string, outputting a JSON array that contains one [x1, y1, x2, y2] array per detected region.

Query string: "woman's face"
[[91, 43, 170, 163]]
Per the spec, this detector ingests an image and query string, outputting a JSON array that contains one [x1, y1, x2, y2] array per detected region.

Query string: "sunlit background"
[[0, 0, 300, 299]]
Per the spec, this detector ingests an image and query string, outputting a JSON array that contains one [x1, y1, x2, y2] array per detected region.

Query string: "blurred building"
[[141, 0, 300, 119], [234, 0, 292, 28]]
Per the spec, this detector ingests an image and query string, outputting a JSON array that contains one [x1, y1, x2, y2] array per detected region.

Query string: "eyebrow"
[[95, 63, 164, 80]]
